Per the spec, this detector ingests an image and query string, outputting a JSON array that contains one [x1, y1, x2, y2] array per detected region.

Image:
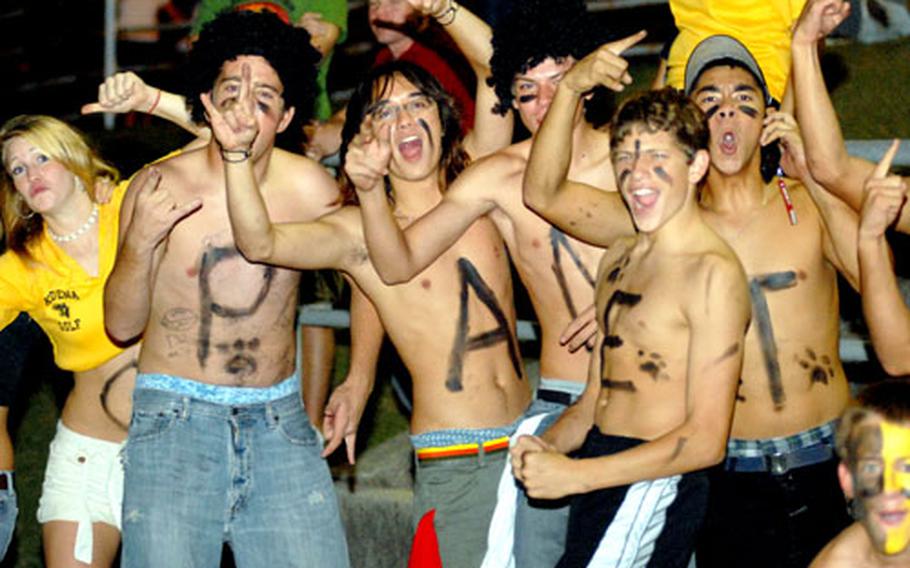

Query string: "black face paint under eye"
[[738, 105, 759, 119], [704, 105, 720, 120], [518, 94, 537, 104], [653, 167, 672, 184]]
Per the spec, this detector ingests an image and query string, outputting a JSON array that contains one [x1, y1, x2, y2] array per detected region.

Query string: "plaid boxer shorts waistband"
[[726, 420, 837, 459]]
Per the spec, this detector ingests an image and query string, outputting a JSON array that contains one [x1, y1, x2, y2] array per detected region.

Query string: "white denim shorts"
[[37, 421, 125, 564]]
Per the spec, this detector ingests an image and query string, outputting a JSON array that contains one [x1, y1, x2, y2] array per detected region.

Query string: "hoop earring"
[[14, 197, 35, 220]]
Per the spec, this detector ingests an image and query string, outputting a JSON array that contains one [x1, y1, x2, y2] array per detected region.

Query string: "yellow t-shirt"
[[667, 0, 807, 102], [0, 181, 128, 372]]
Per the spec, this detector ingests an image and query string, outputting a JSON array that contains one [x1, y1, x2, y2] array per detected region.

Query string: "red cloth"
[[408, 508, 443, 568], [375, 42, 475, 134]]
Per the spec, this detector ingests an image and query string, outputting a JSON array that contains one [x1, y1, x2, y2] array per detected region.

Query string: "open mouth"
[[630, 187, 659, 212], [398, 135, 423, 162], [719, 131, 737, 156]]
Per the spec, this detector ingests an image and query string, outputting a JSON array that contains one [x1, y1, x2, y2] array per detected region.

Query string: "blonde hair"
[[0, 115, 118, 256]]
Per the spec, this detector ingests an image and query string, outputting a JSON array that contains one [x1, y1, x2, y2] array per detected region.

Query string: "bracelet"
[[434, 0, 458, 25], [146, 89, 161, 114], [221, 148, 252, 163]]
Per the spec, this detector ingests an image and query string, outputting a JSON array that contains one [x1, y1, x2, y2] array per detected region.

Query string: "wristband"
[[146, 89, 162, 114], [221, 148, 252, 163], [434, 0, 458, 25]]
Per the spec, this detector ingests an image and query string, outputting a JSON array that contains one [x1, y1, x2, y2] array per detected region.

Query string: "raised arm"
[[104, 167, 202, 343], [355, 132, 497, 282], [347, 114, 494, 283], [791, 0, 910, 233], [407, 0, 513, 158], [858, 141, 910, 375], [322, 281, 384, 464], [518, 258, 750, 499], [82, 71, 210, 145], [522, 35, 643, 247], [203, 64, 352, 271]]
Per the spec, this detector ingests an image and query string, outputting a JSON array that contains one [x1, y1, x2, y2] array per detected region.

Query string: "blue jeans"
[[121, 380, 349, 568], [0, 471, 16, 561]]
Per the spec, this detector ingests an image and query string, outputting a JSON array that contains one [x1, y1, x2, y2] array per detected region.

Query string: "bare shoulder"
[[448, 142, 528, 202], [153, 146, 207, 178], [808, 524, 866, 568], [271, 148, 338, 197], [122, 148, 206, 204], [684, 244, 749, 313], [266, 149, 340, 222]]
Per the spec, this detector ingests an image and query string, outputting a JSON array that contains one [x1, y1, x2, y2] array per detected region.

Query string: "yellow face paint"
[[880, 421, 910, 555]]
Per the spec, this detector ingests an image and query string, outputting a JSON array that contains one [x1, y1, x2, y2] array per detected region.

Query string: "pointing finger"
[[872, 139, 900, 179], [608, 30, 647, 56]]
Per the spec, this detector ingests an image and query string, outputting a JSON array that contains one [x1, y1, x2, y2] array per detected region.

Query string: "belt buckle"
[[767, 452, 789, 475]]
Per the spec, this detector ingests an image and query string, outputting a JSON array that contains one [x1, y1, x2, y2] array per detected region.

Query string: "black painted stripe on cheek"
[[417, 118, 433, 149]]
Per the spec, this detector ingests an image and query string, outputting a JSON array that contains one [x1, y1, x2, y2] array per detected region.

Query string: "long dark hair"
[[339, 61, 469, 204]]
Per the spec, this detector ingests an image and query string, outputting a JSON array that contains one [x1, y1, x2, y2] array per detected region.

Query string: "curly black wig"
[[339, 61, 469, 204], [181, 10, 320, 137], [488, 0, 602, 117]]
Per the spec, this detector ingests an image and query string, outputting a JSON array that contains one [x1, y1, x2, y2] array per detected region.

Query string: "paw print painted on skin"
[[795, 348, 834, 387], [637, 350, 669, 381], [215, 337, 260, 378]]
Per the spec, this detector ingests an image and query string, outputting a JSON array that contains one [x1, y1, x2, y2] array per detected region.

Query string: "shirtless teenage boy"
[[524, 32, 861, 567], [104, 12, 349, 567], [513, 87, 750, 567], [213, 60, 530, 567]]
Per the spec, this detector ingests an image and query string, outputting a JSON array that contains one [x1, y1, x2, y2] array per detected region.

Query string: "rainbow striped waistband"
[[415, 436, 511, 461]]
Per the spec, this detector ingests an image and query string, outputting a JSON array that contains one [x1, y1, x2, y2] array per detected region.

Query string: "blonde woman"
[[0, 115, 142, 567]]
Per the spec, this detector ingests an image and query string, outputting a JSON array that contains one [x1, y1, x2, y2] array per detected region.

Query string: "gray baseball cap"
[[684, 34, 772, 105]]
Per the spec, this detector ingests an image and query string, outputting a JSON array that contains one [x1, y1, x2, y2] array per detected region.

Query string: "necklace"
[[49, 204, 99, 243]]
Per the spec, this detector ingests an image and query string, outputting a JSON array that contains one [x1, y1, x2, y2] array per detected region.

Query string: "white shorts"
[[37, 421, 125, 564]]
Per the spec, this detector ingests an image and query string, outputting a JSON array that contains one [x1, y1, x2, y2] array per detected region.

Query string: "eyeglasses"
[[368, 95, 434, 124]]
